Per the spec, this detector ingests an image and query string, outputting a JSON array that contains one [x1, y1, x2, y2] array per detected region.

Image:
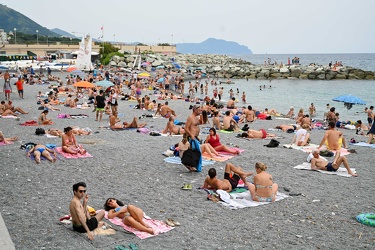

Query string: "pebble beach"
[[0, 77, 374, 250]]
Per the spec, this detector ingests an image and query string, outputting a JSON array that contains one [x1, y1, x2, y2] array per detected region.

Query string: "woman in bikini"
[[248, 162, 278, 202], [104, 198, 155, 235], [27, 144, 57, 163], [38, 110, 53, 125], [205, 128, 239, 154], [61, 127, 86, 154]]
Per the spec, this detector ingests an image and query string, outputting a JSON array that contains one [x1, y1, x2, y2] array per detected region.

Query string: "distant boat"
[[219, 80, 235, 84]]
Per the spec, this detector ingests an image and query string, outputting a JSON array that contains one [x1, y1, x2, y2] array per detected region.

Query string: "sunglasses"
[[78, 190, 86, 193]]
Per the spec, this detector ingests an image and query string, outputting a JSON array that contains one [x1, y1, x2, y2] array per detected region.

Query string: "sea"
[[197, 53, 375, 122]]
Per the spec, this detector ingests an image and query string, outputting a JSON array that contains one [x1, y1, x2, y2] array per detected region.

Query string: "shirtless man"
[[0, 101, 17, 116], [243, 105, 256, 122], [227, 97, 236, 109], [310, 150, 357, 176], [203, 162, 253, 192], [247, 129, 275, 139], [162, 116, 185, 135], [300, 114, 312, 127], [223, 111, 239, 131], [212, 111, 221, 130], [27, 144, 57, 163], [110, 114, 146, 129], [184, 105, 201, 140], [318, 121, 347, 150], [160, 101, 176, 118], [6, 100, 28, 114], [367, 106, 374, 128], [69, 182, 105, 241]]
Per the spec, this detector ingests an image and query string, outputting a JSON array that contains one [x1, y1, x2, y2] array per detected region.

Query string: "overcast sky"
[[2, 0, 375, 54]]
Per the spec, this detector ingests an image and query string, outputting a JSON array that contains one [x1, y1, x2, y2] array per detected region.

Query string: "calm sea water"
[[193, 54, 375, 122]]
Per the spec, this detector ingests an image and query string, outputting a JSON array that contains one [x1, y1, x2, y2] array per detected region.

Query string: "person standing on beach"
[[70, 182, 105, 241], [185, 105, 201, 140], [367, 106, 373, 129], [3, 71, 12, 100], [16, 77, 24, 99], [95, 90, 105, 122]]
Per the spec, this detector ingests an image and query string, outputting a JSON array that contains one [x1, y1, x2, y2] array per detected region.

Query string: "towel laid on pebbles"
[[164, 156, 215, 166], [293, 162, 356, 177], [103, 211, 173, 239], [206, 189, 288, 210], [55, 147, 93, 158], [58, 219, 128, 248], [283, 144, 351, 156]]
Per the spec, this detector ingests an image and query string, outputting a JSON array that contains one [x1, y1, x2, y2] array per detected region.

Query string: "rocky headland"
[[109, 54, 375, 80]]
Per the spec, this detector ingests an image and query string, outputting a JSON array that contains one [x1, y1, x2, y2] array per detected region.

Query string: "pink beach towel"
[[0, 141, 13, 146], [202, 152, 233, 162], [55, 147, 93, 158], [103, 211, 173, 239]]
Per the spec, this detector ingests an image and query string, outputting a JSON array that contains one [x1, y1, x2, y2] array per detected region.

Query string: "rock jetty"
[[109, 54, 374, 80]]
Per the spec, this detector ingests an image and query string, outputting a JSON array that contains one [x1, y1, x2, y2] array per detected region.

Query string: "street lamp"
[[36, 30, 39, 44], [14, 28, 16, 44]]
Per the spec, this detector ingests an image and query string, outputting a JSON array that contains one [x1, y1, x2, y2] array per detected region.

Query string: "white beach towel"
[[217, 191, 288, 210], [46, 134, 59, 138], [352, 142, 375, 148], [293, 162, 356, 177]]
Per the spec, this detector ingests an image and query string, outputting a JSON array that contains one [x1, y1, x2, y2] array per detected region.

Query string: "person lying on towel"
[[203, 162, 253, 192], [104, 198, 155, 235], [310, 150, 357, 176], [110, 114, 146, 130]]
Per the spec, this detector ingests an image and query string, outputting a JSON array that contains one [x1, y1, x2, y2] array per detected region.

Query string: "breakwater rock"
[[109, 54, 374, 80]]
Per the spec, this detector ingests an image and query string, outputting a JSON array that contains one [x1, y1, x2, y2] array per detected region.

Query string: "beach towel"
[[1, 115, 18, 119], [283, 144, 351, 156], [20, 120, 39, 126], [55, 147, 93, 158], [219, 130, 235, 133], [202, 152, 233, 162], [293, 162, 356, 177], [351, 142, 375, 148], [103, 211, 173, 240], [58, 219, 129, 248], [163, 156, 215, 166], [160, 133, 183, 137], [0, 141, 13, 146], [46, 134, 59, 138], [205, 189, 288, 210]]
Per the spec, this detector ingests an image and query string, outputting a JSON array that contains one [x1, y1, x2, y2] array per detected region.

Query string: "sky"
[[1, 0, 375, 54]]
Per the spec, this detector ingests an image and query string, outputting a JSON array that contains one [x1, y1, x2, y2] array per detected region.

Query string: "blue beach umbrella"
[[95, 80, 114, 87], [157, 77, 165, 83], [332, 94, 366, 110], [172, 62, 181, 69]]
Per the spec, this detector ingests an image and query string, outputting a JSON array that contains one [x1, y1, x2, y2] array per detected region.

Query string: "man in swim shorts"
[[69, 182, 105, 241], [310, 150, 357, 176], [318, 121, 347, 150], [95, 90, 106, 122], [223, 111, 239, 131], [161, 116, 185, 135], [203, 162, 253, 192]]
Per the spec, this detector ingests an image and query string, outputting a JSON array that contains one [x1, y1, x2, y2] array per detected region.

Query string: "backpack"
[[35, 128, 46, 135], [264, 139, 280, 148]]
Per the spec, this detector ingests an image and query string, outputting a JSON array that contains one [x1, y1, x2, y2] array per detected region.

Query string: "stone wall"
[[109, 54, 375, 80]]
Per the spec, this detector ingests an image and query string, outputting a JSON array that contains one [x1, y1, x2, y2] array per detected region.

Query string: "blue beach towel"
[[163, 157, 215, 166], [190, 139, 202, 172]]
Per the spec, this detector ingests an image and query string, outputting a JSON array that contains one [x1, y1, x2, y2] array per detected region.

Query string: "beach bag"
[[241, 124, 249, 131], [35, 128, 46, 135], [264, 139, 280, 148], [181, 148, 201, 168], [319, 150, 334, 157]]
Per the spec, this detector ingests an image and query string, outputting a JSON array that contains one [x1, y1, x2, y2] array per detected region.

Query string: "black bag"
[[35, 128, 46, 135], [181, 148, 201, 167], [241, 124, 249, 131], [264, 139, 280, 148]]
